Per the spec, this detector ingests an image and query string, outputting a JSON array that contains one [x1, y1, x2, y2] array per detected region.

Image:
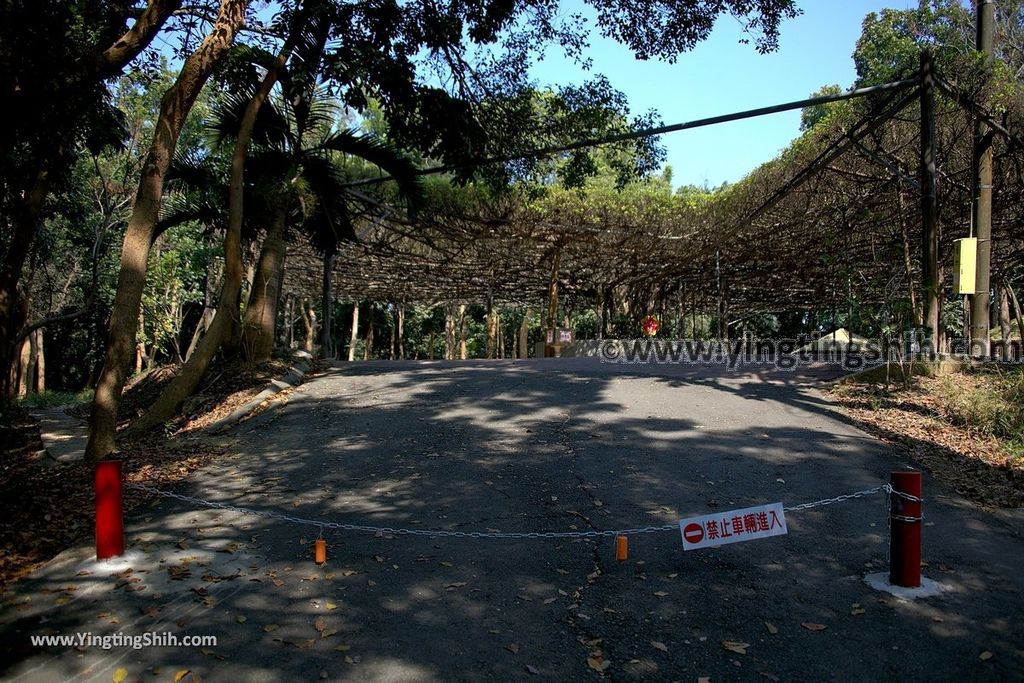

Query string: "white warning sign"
[[679, 503, 788, 551]]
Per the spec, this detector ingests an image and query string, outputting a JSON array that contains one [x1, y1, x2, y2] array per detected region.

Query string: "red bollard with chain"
[[95, 458, 125, 560], [889, 470, 922, 588]]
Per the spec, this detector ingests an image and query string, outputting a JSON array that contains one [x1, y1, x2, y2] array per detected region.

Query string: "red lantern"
[[641, 315, 659, 337]]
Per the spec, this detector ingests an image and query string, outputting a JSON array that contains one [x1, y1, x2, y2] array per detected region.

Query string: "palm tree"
[[227, 87, 422, 361], [131, 68, 420, 432]]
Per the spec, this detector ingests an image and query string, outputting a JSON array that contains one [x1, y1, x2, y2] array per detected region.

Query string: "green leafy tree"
[[800, 84, 844, 131]]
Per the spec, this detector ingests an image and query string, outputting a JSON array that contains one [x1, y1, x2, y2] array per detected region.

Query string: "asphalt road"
[[2, 358, 1022, 681]]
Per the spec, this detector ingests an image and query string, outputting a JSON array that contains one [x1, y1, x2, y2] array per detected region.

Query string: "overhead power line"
[[342, 77, 920, 188]]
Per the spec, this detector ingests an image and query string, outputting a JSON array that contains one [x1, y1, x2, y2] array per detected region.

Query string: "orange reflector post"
[[615, 535, 628, 562], [314, 538, 327, 565]]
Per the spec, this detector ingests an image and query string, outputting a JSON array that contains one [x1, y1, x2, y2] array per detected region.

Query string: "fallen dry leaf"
[[174, 671, 191, 682], [263, 624, 279, 632], [112, 669, 127, 683], [587, 657, 610, 672], [979, 651, 994, 661], [765, 621, 779, 635], [722, 641, 749, 655], [505, 643, 520, 654], [851, 604, 866, 616], [801, 623, 827, 631], [525, 664, 540, 675], [651, 641, 668, 652]]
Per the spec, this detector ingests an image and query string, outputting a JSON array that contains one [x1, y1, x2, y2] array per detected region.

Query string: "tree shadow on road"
[[2, 357, 1022, 681]]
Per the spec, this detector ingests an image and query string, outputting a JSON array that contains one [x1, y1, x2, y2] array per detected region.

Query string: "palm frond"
[[166, 151, 222, 191], [208, 88, 293, 151], [279, 1, 333, 135], [305, 194, 355, 257], [319, 128, 424, 207], [155, 191, 225, 241]]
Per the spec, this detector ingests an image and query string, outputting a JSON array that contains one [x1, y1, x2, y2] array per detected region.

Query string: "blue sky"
[[528, 0, 920, 189]]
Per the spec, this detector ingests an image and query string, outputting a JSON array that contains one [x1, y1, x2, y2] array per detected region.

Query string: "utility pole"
[[919, 51, 940, 350], [970, 0, 995, 357]]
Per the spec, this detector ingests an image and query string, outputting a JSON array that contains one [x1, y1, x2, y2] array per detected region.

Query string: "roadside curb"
[[204, 351, 312, 433], [31, 407, 87, 465]]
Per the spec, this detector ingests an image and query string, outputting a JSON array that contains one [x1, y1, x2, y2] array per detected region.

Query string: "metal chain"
[[782, 485, 888, 511], [125, 483, 675, 539], [887, 487, 924, 503], [885, 483, 925, 521], [125, 480, 908, 540], [890, 514, 924, 522]]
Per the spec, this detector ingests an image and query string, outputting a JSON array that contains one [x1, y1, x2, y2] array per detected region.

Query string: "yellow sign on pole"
[[953, 238, 977, 295]]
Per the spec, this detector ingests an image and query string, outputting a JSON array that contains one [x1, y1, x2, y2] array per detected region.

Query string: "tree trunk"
[[186, 258, 221, 361], [299, 298, 316, 353], [16, 337, 30, 397], [128, 42, 279, 436], [428, 330, 436, 360], [241, 202, 288, 362], [282, 294, 294, 349], [363, 305, 374, 360], [518, 308, 531, 359], [86, 0, 248, 460], [397, 304, 405, 359], [498, 318, 505, 359], [135, 308, 146, 375], [546, 250, 561, 331], [485, 297, 497, 359], [25, 327, 39, 395], [444, 305, 456, 359], [389, 309, 396, 360], [348, 301, 360, 361], [34, 328, 45, 393], [999, 286, 1011, 360], [458, 304, 467, 360], [1006, 281, 1024, 359], [0, 170, 49, 400], [320, 254, 335, 359]]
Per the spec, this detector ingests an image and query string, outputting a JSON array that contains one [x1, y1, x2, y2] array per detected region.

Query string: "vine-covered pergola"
[[283, 51, 1024, 348]]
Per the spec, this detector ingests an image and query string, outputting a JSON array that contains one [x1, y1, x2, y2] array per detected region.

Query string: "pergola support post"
[[970, 0, 995, 357], [919, 52, 940, 354]]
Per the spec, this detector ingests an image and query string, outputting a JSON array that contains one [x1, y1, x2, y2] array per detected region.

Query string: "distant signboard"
[[679, 503, 787, 551], [545, 328, 574, 344]]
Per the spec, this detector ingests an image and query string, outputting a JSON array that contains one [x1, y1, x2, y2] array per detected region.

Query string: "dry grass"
[[830, 367, 1024, 508]]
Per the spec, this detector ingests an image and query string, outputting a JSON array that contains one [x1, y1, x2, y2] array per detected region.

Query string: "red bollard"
[[95, 459, 125, 560], [889, 470, 922, 588]]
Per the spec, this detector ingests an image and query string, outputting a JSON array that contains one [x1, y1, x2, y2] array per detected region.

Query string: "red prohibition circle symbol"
[[683, 523, 704, 545]]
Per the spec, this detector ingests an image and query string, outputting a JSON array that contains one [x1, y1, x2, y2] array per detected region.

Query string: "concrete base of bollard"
[[864, 572, 946, 599]]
